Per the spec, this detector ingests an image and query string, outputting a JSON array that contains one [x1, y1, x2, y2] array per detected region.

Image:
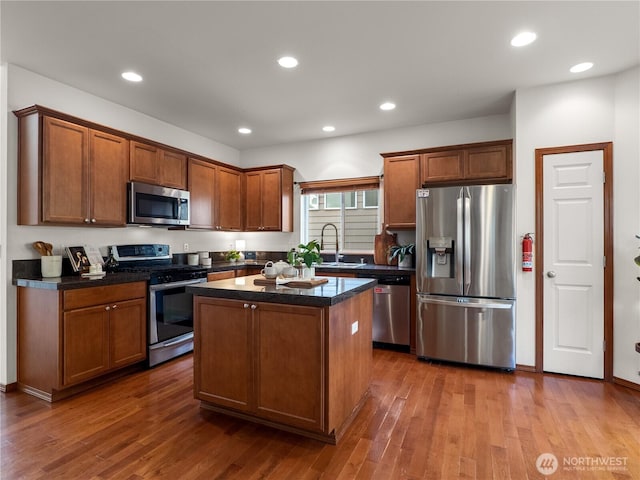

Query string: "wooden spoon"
[[32, 241, 47, 256], [43, 242, 53, 256]]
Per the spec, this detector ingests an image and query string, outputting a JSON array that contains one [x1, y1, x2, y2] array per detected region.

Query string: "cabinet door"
[[89, 130, 129, 226], [254, 303, 324, 431], [109, 298, 146, 368], [216, 166, 243, 231], [420, 150, 465, 184], [194, 297, 252, 411], [188, 158, 216, 229], [42, 117, 89, 224], [260, 169, 282, 231], [465, 144, 511, 181], [130, 141, 158, 184], [383, 155, 420, 229], [159, 150, 187, 189], [63, 305, 110, 386], [244, 171, 263, 231]]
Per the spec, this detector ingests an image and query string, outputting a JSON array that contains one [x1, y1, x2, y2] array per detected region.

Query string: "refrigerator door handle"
[[456, 188, 464, 294], [464, 187, 471, 295]]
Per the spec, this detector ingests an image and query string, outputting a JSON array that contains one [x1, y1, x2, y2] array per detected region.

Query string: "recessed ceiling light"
[[322, 125, 335, 132], [510, 31, 537, 47], [570, 62, 594, 73], [238, 127, 252, 135], [379, 102, 396, 111], [277, 56, 298, 69], [121, 71, 143, 82]]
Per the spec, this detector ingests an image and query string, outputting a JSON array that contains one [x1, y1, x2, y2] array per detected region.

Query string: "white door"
[[542, 150, 604, 378]]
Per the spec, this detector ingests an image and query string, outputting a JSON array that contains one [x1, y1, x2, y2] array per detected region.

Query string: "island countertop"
[[187, 274, 376, 307]]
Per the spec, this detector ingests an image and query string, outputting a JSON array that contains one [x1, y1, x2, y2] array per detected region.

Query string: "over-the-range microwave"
[[128, 181, 190, 226]]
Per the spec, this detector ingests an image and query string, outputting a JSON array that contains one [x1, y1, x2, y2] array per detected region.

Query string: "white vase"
[[399, 254, 412, 268], [296, 266, 315, 278]]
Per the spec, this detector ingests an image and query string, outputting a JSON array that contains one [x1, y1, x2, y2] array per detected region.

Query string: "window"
[[308, 194, 319, 210], [299, 177, 380, 253], [324, 193, 341, 210], [363, 190, 379, 208], [325, 191, 356, 210]]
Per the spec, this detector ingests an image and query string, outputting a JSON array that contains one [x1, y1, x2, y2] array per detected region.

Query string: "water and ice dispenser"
[[427, 237, 454, 278]]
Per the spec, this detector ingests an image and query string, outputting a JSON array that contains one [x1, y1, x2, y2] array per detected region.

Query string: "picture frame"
[[66, 246, 91, 273]]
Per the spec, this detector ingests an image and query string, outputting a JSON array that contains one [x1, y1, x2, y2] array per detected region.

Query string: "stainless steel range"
[[111, 244, 207, 367]]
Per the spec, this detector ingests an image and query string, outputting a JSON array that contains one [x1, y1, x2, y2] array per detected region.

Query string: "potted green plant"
[[225, 250, 241, 262], [389, 243, 415, 268], [287, 240, 323, 277]]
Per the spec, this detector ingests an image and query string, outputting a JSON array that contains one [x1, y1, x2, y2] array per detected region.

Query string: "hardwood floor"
[[2, 349, 639, 479]]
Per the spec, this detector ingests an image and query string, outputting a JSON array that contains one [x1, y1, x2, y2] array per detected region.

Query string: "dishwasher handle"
[[359, 274, 411, 286]]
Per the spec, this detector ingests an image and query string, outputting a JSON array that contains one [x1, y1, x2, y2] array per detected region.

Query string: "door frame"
[[534, 142, 613, 380]]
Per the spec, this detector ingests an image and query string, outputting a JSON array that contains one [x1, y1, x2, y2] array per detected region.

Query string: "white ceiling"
[[1, 1, 638, 150]]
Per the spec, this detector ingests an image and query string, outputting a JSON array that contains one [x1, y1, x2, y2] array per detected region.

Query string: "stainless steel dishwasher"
[[359, 274, 411, 350]]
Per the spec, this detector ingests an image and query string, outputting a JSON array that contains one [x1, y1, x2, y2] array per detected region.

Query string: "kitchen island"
[[187, 274, 376, 444]]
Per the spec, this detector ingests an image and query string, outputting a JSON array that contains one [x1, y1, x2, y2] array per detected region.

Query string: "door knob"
[[546, 271, 556, 278]]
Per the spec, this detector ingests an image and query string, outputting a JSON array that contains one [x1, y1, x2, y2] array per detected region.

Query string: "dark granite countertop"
[[204, 261, 415, 277], [12, 259, 412, 292], [13, 272, 151, 290], [187, 274, 377, 307]]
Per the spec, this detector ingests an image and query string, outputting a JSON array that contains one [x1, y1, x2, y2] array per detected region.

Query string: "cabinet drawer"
[[207, 270, 235, 281], [64, 281, 146, 310]]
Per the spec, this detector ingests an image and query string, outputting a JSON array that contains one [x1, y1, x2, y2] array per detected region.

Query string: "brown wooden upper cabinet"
[[14, 106, 294, 232], [383, 155, 420, 230], [130, 141, 187, 190], [382, 139, 512, 229], [188, 159, 243, 231], [244, 166, 294, 232], [15, 107, 129, 226]]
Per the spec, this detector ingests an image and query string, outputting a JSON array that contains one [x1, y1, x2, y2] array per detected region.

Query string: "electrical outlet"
[[183, 243, 189, 252]]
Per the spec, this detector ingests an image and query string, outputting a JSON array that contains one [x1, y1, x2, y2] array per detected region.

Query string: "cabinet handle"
[[105, 306, 110, 311], [243, 303, 249, 309], [250, 304, 257, 310], [91, 218, 96, 223], [112, 304, 118, 309], [84, 218, 90, 223]]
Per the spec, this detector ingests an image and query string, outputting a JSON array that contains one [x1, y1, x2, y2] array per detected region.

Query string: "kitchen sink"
[[315, 262, 367, 269]]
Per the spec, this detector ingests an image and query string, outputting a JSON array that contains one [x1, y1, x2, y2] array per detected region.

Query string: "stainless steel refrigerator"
[[416, 185, 516, 369]]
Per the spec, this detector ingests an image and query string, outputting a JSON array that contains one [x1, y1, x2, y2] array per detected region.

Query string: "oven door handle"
[[149, 278, 206, 291], [162, 335, 193, 347]]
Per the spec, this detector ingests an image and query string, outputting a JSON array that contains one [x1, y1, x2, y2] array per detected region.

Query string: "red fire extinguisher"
[[522, 233, 533, 272]]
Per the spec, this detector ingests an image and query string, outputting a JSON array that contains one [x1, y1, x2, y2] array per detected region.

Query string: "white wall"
[[0, 63, 9, 387], [241, 114, 511, 181], [240, 114, 512, 251], [514, 69, 640, 381], [612, 67, 640, 383]]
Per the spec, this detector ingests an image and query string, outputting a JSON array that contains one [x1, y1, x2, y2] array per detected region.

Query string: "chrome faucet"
[[320, 223, 339, 263]]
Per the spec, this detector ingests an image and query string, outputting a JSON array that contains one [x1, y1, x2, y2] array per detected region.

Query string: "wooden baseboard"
[[516, 364, 536, 373], [613, 376, 640, 393], [1, 382, 18, 393]]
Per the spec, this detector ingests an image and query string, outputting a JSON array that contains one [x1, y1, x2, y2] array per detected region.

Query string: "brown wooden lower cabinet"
[[193, 289, 373, 443], [206, 270, 235, 281], [18, 282, 147, 401]]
